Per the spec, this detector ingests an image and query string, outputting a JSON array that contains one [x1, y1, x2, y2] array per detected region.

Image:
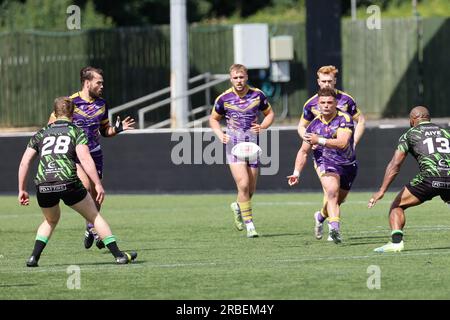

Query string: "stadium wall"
[[0, 127, 423, 194]]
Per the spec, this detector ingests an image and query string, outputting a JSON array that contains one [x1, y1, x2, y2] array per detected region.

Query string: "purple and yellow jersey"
[[69, 92, 110, 153], [306, 111, 356, 166], [301, 90, 360, 124], [212, 85, 271, 135]]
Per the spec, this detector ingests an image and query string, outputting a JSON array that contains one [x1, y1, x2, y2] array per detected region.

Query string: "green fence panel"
[[421, 17, 450, 117], [2, 19, 447, 127], [342, 18, 419, 118]]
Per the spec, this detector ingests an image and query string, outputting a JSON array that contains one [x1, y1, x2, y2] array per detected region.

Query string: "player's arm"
[[76, 144, 105, 204], [353, 111, 366, 147], [101, 116, 135, 137], [251, 107, 275, 134], [260, 107, 274, 129], [368, 150, 408, 208], [18, 147, 37, 206], [297, 118, 310, 140], [209, 110, 229, 144], [287, 141, 312, 186], [305, 128, 352, 150]]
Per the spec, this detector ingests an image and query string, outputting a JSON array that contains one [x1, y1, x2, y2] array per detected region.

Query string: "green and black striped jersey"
[[27, 119, 88, 185], [397, 122, 450, 178]]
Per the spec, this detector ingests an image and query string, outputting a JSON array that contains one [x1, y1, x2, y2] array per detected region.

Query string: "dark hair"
[[317, 87, 337, 99], [80, 66, 103, 86], [53, 97, 75, 117]]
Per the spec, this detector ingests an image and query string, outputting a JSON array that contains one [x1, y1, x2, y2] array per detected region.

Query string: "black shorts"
[[406, 176, 450, 203], [36, 181, 87, 208]]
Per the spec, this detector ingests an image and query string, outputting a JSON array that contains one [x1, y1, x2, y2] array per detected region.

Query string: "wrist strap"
[[114, 117, 123, 134]]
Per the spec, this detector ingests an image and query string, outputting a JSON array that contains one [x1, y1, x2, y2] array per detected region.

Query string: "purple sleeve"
[[340, 114, 354, 130], [345, 97, 359, 117], [213, 96, 225, 115], [258, 91, 270, 111], [305, 121, 313, 134], [302, 103, 315, 122], [101, 102, 109, 122]]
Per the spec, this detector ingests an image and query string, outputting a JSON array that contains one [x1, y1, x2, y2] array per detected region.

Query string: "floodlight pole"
[[170, 0, 189, 128], [351, 0, 357, 21]]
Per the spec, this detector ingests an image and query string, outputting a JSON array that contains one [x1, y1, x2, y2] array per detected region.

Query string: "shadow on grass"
[[347, 236, 388, 240], [0, 283, 37, 288], [343, 242, 384, 247], [258, 233, 302, 238], [401, 246, 450, 252], [50, 260, 146, 267]]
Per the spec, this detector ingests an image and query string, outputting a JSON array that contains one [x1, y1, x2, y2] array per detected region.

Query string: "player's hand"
[[368, 191, 384, 208], [250, 122, 262, 134], [287, 175, 299, 186], [94, 184, 105, 205], [220, 133, 230, 144], [304, 133, 319, 145], [18, 190, 30, 206], [115, 116, 135, 133]]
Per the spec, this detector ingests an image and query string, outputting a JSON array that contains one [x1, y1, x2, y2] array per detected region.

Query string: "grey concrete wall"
[[0, 128, 421, 194]]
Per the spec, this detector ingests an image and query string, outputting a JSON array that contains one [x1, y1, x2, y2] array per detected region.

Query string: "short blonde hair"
[[53, 97, 75, 118], [317, 65, 339, 77], [229, 64, 248, 75]]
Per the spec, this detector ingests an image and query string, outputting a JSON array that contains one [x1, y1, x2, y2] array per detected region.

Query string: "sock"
[[328, 217, 340, 232], [31, 235, 49, 260], [391, 230, 403, 243], [239, 201, 255, 230], [316, 210, 326, 223], [103, 235, 123, 258]]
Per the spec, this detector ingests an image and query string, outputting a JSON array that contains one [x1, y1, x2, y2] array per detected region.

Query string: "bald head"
[[409, 106, 430, 127]]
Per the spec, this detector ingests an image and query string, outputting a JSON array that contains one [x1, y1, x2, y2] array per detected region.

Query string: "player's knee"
[[46, 216, 60, 226], [325, 190, 339, 201], [236, 179, 250, 192]]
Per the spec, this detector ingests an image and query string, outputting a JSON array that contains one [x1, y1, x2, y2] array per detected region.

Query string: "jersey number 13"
[[423, 137, 450, 154]]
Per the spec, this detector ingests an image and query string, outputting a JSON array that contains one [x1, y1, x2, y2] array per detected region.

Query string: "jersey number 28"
[[42, 136, 71, 155]]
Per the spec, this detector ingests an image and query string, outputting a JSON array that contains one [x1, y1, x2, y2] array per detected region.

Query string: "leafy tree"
[[0, 0, 113, 31]]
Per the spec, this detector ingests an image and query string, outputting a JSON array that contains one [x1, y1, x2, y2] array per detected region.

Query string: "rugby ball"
[[231, 142, 262, 162]]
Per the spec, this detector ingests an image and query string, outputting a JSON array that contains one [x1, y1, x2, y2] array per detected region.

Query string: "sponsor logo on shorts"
[[39, 184, 68, 193], [432, 181, 450, 189], [438, 159, 450, 170]]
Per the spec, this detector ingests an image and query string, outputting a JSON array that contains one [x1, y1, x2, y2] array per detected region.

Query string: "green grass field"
[[1, 192, 450, 300]]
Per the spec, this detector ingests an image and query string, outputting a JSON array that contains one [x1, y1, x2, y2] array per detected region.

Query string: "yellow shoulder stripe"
[[303, 94, 317, 108], [337, 111, 351, 122]]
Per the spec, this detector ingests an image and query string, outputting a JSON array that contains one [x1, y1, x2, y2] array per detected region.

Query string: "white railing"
[[108, 73, 229, 129]]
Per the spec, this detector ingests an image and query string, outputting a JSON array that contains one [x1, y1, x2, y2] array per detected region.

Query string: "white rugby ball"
[[231, 142, 262, 162]]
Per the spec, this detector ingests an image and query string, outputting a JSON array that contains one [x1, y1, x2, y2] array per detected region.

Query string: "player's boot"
[[329, 229, 342, 244], [230, 202, 244, 231], [116, 251, 138, 264], [84, 227, 94, 249], [314, 211, 323, 240], [374, 241, 404, 253], [246, 228, 259, 238], [26, 255, 39, 267]]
